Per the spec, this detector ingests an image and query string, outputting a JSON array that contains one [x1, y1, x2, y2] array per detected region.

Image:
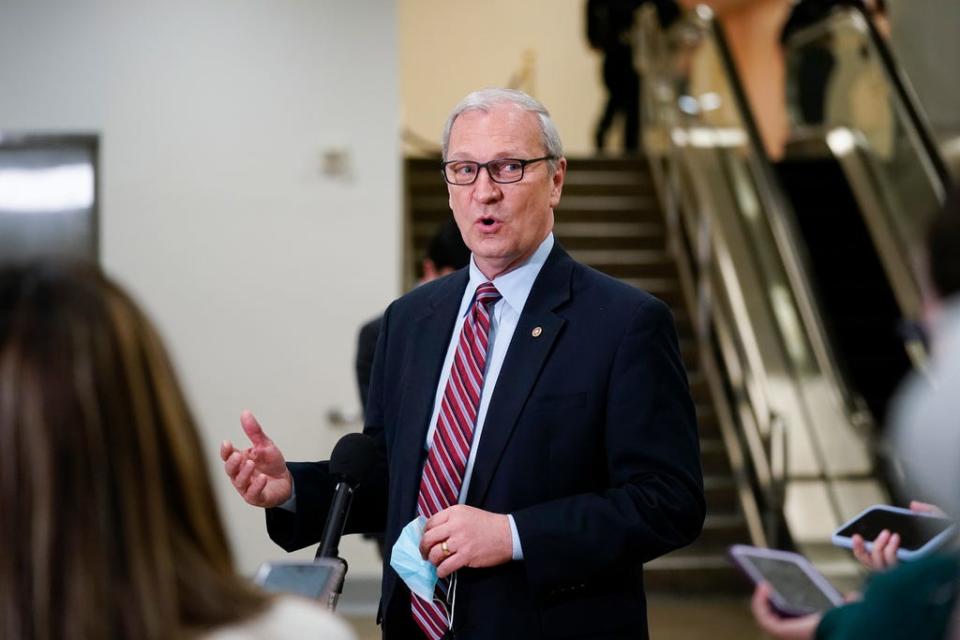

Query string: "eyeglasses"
[[441, 156, 554, 185]]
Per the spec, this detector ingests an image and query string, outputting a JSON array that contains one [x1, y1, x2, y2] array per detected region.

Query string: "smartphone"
[[253, 559, 345, 608], [832, 505, 956, 561], [729, 545, 844, 617]]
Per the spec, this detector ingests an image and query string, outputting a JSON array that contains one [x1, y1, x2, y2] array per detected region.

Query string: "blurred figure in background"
[[587, 0, 680, 153], [588, 0, 644, 153], [0, 262, 353, 640], [355, 218, 470, 412]]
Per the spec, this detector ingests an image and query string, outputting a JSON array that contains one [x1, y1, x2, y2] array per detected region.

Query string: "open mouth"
[[479, 216, 500, 227]]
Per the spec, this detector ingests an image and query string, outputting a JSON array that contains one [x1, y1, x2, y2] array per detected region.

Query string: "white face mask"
[[390, 516, 439, 601]]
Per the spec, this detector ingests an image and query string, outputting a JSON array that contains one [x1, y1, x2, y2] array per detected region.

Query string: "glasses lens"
[[489, 159, 524, 183], [445, 161, 479, 184]]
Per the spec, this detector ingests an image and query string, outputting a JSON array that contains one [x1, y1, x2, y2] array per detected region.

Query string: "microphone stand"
[[316, 480, 355, 610]]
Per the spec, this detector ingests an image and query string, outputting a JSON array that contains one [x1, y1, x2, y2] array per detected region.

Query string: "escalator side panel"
[[774, 156, 913, 426]]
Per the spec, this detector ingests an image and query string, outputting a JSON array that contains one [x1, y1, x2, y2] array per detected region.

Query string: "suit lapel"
[[392, 270, 468, 521], [465, 243, 574, 506]]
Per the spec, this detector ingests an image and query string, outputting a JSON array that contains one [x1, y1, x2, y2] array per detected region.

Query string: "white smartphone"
[[253, 559, 345, 609], [832, 505, 956, 561], [729, 545, 844, 617]]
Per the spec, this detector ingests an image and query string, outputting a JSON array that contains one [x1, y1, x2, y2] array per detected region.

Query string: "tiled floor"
[[344, 594, 765, 639]]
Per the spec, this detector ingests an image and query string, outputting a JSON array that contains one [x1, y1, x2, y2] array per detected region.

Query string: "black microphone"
[[316, 433, 379, 560]]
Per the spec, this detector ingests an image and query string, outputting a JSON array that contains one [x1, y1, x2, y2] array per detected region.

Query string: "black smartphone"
[[832, 506, 955, 560]]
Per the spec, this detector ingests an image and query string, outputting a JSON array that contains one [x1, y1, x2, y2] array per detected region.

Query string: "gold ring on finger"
[[441, 541, 451, 556]]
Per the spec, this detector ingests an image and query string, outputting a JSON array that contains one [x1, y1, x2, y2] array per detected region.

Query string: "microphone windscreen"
[[329, 433, 379, 487]]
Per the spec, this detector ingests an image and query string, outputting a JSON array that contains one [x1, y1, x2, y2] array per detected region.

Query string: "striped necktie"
[[410, 281, 501, 639]]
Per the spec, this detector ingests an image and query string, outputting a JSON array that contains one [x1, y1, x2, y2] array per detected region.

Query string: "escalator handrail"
[[701, 7, 871, 431], [783, 4, 952, 197]]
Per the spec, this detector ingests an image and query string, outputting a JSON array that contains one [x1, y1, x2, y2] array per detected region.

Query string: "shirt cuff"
[[508, 514, 523, 560], [277, 481, 297, 512]]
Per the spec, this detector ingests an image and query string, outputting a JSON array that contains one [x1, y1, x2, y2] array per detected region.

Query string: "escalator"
[[776, 6, 952, 429], [639, 1, 951, 584], [774, 150, 911, 427]]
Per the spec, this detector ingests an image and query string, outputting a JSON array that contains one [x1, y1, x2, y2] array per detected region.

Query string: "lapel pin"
[[531, 326, 543, 338]]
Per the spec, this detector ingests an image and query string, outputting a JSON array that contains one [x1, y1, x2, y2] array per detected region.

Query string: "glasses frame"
[[440, 155, 555, 185]]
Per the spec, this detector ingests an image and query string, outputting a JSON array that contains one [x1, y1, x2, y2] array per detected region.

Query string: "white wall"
[[0, 0, 398, 579], [399, 0, 608, 156]]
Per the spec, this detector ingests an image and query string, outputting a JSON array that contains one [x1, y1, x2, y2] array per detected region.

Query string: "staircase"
[[406, 155, 752, 593]]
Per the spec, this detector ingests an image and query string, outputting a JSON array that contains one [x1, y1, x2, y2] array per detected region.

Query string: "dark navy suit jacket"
[[267, 243, 705, 639]]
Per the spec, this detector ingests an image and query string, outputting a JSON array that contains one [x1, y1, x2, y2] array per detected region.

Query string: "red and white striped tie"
[[410, 281, 501, 639]]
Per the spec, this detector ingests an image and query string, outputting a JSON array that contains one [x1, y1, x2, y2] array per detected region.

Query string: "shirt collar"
[[465, 233, 554, 316]]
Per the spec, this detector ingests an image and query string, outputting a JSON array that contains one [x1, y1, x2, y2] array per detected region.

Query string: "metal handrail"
[[707, 8, 870, 436], [781, 7, 951, 346], [783, 6, 952, 197], [638, 4, 887, 549], [639, 5, 777, 546]]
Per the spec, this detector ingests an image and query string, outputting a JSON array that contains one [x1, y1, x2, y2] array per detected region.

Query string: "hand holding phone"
[[729, 545, 844, 617], [751, 582, 822, 640], [833, 505, 955, 564]]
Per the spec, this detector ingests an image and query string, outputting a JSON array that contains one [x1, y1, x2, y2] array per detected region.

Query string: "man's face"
[[446, 103, 565, 279]]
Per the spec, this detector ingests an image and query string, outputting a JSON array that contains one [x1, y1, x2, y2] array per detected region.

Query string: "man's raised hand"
[[221, 410, 293, 508]]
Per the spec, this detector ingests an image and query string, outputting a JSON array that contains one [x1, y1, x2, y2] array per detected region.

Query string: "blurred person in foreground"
[[751, 188, 960, 640], [0, 262, 354, 640]]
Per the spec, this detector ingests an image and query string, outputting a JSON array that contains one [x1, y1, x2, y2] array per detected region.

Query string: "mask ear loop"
[[447, 572, 458, 631], [430, 573, 456, 630]]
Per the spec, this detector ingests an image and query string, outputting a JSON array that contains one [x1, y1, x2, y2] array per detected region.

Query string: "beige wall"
[[0, 0, 399, 580], [399, 0, 607, 156]]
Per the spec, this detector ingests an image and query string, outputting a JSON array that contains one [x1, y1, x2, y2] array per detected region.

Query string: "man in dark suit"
[[221, 88, 704, 639]]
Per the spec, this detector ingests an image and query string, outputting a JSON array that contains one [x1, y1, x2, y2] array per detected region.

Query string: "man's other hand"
[[420, 505, 513, 578], [220, 410, 293, 508]]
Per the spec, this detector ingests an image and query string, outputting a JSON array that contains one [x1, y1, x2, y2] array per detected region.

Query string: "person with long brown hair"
[[0, 261, 353, 640]]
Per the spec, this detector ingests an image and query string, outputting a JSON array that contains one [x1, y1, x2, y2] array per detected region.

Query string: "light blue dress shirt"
[[283, 233, 555, 561], [424, 232, 554, 561]]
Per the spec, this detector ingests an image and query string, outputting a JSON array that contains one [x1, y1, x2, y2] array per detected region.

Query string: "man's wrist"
[[277, 480, 297, 512]]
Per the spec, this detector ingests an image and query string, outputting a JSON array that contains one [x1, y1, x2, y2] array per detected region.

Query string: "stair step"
[[557, 235, 667, 251], [561, 183, 654, 197], [699, 513, 752, 546], [688, 372, 709, 404], [554, 220, 664, 239], [697, 404, 719, 437], [562, 169, 652, 186], [644, 555, 749, 594], [644, 511, 753, 594], [588, 263, 678, 280], [704, 475, 739, 512], [701, 438, 732, 476], [565, 157, 651, 172], [567, 248, 671, 264], [557, 194, 660, 213]]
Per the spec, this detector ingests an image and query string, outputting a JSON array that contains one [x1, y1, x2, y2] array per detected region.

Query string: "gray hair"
[[441, 88, 564, 173]]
